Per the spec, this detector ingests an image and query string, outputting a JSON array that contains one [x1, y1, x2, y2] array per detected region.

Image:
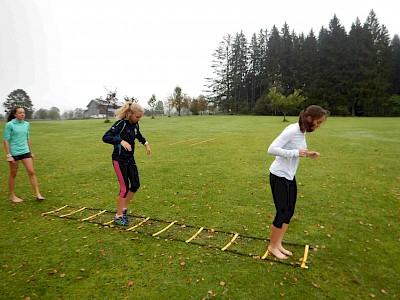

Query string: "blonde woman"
[[102, 102, 151, 226]]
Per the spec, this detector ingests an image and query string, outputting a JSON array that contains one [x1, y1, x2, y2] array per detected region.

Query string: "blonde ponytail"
[[115, 102, 144, 119]]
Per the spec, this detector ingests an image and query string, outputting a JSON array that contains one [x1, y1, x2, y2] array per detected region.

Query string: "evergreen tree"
[[266, 26, 282, 89], [3, 89, 34, 119], [361, 10, 392, 115], [229, 31, 249, 113], [298, 30, 319, 105], [316, 15, 352, 115], [248, 32, 262, 108], [280, 23, 295, 94], [390, 34, 400, 95], [348, 18, 375, 115], [207, 34, 233, 113], [207, 11, 398, 116]]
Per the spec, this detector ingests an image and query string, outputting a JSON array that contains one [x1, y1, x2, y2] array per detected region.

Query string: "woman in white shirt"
[[267, 105, 329, 259]]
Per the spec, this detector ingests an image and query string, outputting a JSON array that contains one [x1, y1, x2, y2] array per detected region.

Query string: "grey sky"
[[1, 0, 398, 112]]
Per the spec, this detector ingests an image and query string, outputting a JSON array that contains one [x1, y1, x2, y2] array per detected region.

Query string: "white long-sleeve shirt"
[[268, 123, 307, 180]]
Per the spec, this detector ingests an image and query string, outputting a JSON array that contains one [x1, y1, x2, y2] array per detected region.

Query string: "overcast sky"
[[1, 0, 399, 113]]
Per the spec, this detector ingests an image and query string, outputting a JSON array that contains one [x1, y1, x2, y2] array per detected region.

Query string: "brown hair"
[[114, 102, 144, 119], [7, 106, 24, 122], [298, 105, 330, 132]]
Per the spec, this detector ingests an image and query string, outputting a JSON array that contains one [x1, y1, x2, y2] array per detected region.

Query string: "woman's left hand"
[[307, 151, 320, 159], [145, 144, 151, 156]]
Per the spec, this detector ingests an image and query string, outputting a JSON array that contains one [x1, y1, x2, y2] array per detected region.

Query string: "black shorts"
[[12, 153, 32, 161]]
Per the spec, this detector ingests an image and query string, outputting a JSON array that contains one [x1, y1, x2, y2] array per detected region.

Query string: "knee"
[[273, 210, 294, 228], [27, 169, 36, 177]]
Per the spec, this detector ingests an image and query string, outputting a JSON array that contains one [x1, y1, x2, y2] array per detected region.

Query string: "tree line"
[[1, 87, 211, 120], [206, 10, 400, 116]]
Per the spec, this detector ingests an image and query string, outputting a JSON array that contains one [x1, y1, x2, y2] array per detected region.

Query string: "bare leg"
[[278, 223, 293, 256], [116, 196, 125, 216], [21, 158, 44, 199], [123, 191, 135, 210], [116, 191, 135, 216], [268, 224, 289, 259], [8, 161, 23, 202]]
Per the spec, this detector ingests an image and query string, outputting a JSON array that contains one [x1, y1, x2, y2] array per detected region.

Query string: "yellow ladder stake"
[[59, 207, 86, 218], [81, 210, 106, 221], [185, 227, 204, 243], [221, 233, 239, 251], [300, 244, 310, 269], [261, 249, 269, 260], [41, 205, 68, 216], [126, 217, 150, 231], [152, 221, 177, 236]]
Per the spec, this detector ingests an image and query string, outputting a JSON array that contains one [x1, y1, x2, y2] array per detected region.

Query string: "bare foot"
[[11, 197, 24, 203], [36, 195, 45, 200], [278, 246, 293, 256], [268, 247, 288, 259]]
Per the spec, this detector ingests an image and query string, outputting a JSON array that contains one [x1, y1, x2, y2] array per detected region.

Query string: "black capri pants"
[[269, 172, 297, 228], [113, 160, 140, 198]]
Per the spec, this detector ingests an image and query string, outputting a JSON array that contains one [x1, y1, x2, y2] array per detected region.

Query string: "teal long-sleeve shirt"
[[3, 119, 30, 156]]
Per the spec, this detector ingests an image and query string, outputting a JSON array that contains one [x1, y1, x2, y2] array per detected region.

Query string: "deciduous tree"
[[3, 89, 34, 118]]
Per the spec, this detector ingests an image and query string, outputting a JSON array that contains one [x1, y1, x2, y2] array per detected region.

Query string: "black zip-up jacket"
[[102, 119, 147, 163]]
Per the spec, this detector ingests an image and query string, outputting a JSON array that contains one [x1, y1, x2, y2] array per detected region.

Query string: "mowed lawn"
[[0, 115, 399, 299]]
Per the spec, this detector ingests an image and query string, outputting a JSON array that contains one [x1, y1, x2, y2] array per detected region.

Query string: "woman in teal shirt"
[[3, 106, 45, 202]]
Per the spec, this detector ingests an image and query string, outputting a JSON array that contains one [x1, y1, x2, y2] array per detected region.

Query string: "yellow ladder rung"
[[221, 233, 239, 251], [185, 227, 204, 243], [41, 205, 68, 216], [300, 244, 310, 269], [59, 207, 86, 218], [103, 219, 115, 225], [152, 221, 177, 236], [261, 249, 269, 260], [126, 217, 150, 231], [81, 210, 107, 221]]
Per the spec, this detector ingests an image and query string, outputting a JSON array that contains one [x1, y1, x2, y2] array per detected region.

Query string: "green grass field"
[[1, 115, 399, 299]]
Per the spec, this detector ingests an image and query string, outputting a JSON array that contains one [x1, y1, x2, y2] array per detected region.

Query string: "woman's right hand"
[[120, 140, 132, 151], [299, 149, 309, 157]]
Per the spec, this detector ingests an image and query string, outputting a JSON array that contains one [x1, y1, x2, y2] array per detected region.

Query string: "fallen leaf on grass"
[[180, 262, 186, 270], [49, 269, 58, 275], [381, 289, 387, 294], [187, 277, 193, 284], [127, 280, 134, 288], [100, 250, 105, 255], [220, 281, 226, 286]]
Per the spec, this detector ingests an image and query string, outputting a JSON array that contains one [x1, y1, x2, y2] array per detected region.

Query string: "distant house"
[[85, 100, 124, 118]]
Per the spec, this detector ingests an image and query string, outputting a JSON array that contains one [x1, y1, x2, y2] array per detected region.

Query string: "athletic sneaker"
[[123, 209, 130, 222], [114, 217, 130, 226]]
